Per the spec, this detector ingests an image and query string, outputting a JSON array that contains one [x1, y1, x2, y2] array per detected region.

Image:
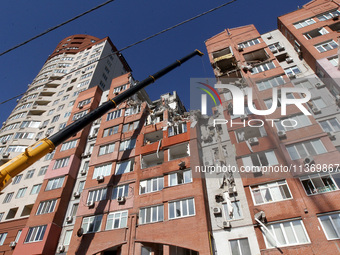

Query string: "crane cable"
[[0, 0, 238, 105]]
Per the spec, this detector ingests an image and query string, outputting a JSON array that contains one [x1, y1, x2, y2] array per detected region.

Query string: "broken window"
[[235, 126, 267, 142], [168, 143, 190, 160], [168, 122, 187, 137], [303, 27, 329, 40], [144, 130, 163, 145], [141, 152, 164, 169]]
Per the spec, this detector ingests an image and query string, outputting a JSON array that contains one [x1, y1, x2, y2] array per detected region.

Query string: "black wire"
[[0, 0, 116, 57], [0, 0, 237, 105]]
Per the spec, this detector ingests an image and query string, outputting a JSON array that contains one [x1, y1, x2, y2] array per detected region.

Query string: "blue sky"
[[0, 0, 309, 125]]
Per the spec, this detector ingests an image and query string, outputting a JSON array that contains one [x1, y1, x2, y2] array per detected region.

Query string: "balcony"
[[243, 49, 269, 65], [212, 47, 237, 75], [141, 151, 164, 169], [144, 130, 163, 145]]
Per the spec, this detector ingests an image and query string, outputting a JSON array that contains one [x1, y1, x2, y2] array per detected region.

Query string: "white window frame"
[[25, 225, 47, 243], [251, 62, 275, 74], [115, 159, 134, 175], [105, 210, 128, 230], [112, 184, 129, 199], [300, 171, 340, 195], [318, 212, 340, 240], [36, 199, 57, 215], [140, 177, 164, 194], [92, 163, 112, 179], [293, 18, 316, 29], [45, 176, 65, 191], [168, 198, 195, 220], [315, 40, 338, 53], [53, 157, 70, 170], [250, 180, 292, 205], [81, 215, 102, 234], [139, 205, 164, 224], [286, 139, 327, 160], [87, 188, 107, 203], [98, 143, 115, 156], [168, 169, 192, 187], [319, 118, 340, 132], [238, 38, 260, 49]]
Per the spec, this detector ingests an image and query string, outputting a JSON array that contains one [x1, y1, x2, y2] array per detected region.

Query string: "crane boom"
[[0, 49, 203, 191]]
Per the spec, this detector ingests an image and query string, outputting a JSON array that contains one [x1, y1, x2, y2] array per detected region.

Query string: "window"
[[294, 80, 314, 89], [53, 157, 70, 169], [16, 187, 27, 198], [139, 205, 164, 224], [81, 215, 102, 234], [103, 125, 119, 137], [30, 184, 42, 195], [320, 118, 340, 132], [168, 169, 192, 186], [238, 38, 260, 49], [140, 177, 164, 194], [59, 122, 67, 130], [113, 84, 127, 93], [317, 9, 340, 21], [0, 233, 7, 246], [78, 181, 85, 193], [285, 66, 301, 76], [286, 139, 327, 160], [256, 76, 285, 91], [106, 109, 122, 121], [294, 18, 316, 29], [168, 122, 187, 136], [51, 115, 60, 123], [300, 171, 340, 195], [14, 132, 35, 139], [122, 121, 139, 133], [98, 143, 115, 156], [310, 97, 327, 109], [60, 140, 77, 151], [262, 219, 310, 248], [303, 27, 329, 39], [93, 164, 112, 179], [47, 109, 54, 116], [63, 230, 72, 246], [78, 98, 91, 108], [14, 230, 21, 243], [36, 199, 57, 215], [235, 126, 267, 142], [251, 62, 275, 74], [25, 225, 47, 243], [20, 121, 41, 129], [45, 176, 65, 191], [223, 201, 243, 220], [87, 188, 107, 202], [106, 211, 128, 230], [242, 151, 279, 169], [250, 180, 292, 205], [275, 114, 311, 131], [328, 56, 339, 67], [0, 213, 4, 222], [229, 238, 251, 255], [315, 40, 338, 53], [125, 106, 141, 116], [168, 143, 190, 160], [169, 198, 195, 219], [318, 212, 340, 239], [72, 110, 88, 121], [119, 138, 136, 151], [115, 159, 134, 175], [6, 145, 26, 153], [12, 174, 23, 184], [3, 192, 14, 203], [38, 166, 48, 176]]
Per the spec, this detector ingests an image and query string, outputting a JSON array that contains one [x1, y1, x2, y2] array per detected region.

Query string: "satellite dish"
[[77, 228, 84, 237]]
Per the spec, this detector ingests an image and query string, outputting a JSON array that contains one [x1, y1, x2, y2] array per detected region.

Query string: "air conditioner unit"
[[73, 191, 80, 198], [82, 70, 86, 74], [9, 241, 16, 248], [213, 207, 221, 215], [117, 196, 126, 203], [80, 169, 87, 176], [277, 45, 285, 51], [2, 152, 10, 158], [79, 105, 83, 109], [287, 73, 296, 79], [1, 140, 7, 145], [237, 45, 243, 51], [228, 186, 237, 195], [35, 137, 39, 141], [277, 130, 287, 139], [267, 35, 272, 40], [66, 216, 73, 223], [315, 82, 325, 89], [270, 48, 277, 53], [240, 114, 248, 121], [312, 107, 321, 114], [94, 119, 100, 125], [285, 57, 293, 64], [81, 152, 89, 158], [86, 201, 94, 207], [223, 221, 231, 229], [96, 175, 104, 182], [57, 245, 65, 253], [304, 156, 315, 166], [248, 137, 259, 146], [327, 132, 336, 141]]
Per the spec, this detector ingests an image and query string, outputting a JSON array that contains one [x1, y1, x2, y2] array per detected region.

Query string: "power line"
[[0, 0, 237, 105], [0, 0, 117, 57]]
